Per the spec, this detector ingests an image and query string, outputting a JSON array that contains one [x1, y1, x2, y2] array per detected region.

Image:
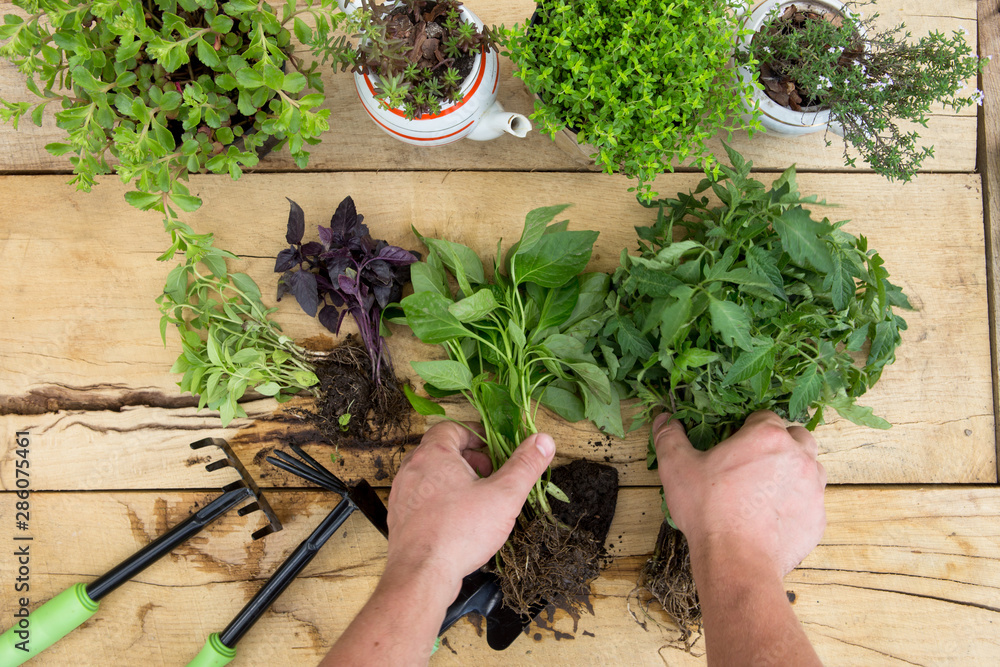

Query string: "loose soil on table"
[[496, 459, 619, 617], [287, 341, 411, 450], [632, 519, 701, 648]]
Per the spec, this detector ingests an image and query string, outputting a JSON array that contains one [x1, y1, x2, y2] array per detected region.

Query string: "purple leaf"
[[318, 305, 342, 333], [330, 196, 357, 238], [327, 290, 345, 308], [338, 273, 359, 296], [373, 282, 393, 308], [326, 254, 353, 282], [363, 259, 394, 285], [286, 198, 305, 245], [300, 241, 324, 257], [274, 247, 298, 272], [288, 270, 319, 317], [318, 225, 333, 249], [315, 273, 334, 290], [378, 245, 419, 265]]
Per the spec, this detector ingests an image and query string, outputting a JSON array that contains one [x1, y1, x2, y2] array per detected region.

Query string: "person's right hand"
[[652, 410, 827, 578]]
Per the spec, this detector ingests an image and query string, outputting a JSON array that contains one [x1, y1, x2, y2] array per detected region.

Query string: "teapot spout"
[[467, 101, 532, 141]]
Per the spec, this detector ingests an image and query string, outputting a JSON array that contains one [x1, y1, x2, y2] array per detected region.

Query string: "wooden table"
[[2, 0, 999, 664]]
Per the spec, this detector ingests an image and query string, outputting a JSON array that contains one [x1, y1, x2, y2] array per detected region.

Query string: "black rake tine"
[[266, 455, 342, 494], [272, 448, 346, 493], [291, 445, 348, 492], [265, 452, 331, 487], [289, 444, 349, 492]]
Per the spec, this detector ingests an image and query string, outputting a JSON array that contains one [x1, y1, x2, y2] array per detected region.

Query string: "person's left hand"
[[384, 421, 556, 598]]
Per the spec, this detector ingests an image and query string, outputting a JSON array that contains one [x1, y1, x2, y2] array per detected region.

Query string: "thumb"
[[651, 413, 695, 466], [489, 433, 557, 499]]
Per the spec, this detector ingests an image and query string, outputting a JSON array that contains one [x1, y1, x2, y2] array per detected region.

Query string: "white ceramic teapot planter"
[[738, 0, 849, 136], [337, 0, 531, 146]]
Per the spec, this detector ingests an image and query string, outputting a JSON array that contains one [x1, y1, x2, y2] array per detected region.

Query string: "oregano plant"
[[0, 0, 353, 216]]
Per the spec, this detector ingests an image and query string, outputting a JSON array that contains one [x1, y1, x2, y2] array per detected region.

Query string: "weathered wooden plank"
[[0, 487, 997, 665], [0, 171, 994, 485], [978, 0, 1000, 479], [0, 0, 979, 174]]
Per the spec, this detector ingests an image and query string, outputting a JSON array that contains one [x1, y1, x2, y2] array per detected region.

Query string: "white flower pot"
[[738, 0, 849, 136], [339, 1, 532, 146]]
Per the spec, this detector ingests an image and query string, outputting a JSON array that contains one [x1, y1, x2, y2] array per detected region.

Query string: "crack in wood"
[[807, 580, 1000, 614], [0, 383, 198, 415]]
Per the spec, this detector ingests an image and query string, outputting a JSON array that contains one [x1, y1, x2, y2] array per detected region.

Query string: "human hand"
[[652, 410, 827, 578], [384, 421, 556, 598]]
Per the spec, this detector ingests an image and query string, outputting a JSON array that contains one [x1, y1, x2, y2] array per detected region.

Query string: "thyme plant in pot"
[[502, 0, 760, 200], [0, 0, 351, 217], [336, 0, 531, 145], [736, 0, 984, 181]]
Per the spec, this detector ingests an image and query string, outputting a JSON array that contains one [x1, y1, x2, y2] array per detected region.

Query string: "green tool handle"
[[187, 633, 237, 667], [0, 583, 99, 667]]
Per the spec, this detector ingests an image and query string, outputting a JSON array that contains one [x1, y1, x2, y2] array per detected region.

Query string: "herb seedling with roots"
[[400, 205, 624, 614], [276, 196, 421, 443], [602, 146, 910, 637]]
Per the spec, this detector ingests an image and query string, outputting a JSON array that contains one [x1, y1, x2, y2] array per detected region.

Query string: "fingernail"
[[535, 433, 555, 458], [652, 413, 671, 432]]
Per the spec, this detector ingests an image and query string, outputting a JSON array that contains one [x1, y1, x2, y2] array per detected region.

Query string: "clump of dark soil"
[[288, 341, 411, 448], [496, 459, 619, 617], [632, 520, 702, 648]]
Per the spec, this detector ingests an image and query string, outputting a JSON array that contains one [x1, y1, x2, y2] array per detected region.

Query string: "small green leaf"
[[255, 382, 281, 396], [403, 384, 446, 416], [722, 342, 775, 386], [545, 481, 569, 503], [411, 360, 473, 391], [449, 289, 499, 322], [708, 298, 753, 351]]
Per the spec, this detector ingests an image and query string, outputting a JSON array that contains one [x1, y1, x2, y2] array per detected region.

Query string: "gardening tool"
[[439, 569, 548, 651], [187, 445, 388, 666], [0, 438, 280, 667]]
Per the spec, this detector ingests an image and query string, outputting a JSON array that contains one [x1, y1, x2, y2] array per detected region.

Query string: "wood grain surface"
[[0, 0, 980, 174], [0, 0, 996, 663], [0, 487, 997, 666], [979, 0, 1000, 476], [1, 171, 994, 485]]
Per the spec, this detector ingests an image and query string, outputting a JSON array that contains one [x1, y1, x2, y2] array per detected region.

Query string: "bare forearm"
[[692, 540, 822, 667], [320, 563, 458, 667]]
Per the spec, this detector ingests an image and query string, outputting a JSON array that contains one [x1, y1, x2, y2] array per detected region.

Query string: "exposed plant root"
[[290, 340, 410, 448], [631, 519, 702, 650], [496, 516, 605, 618]]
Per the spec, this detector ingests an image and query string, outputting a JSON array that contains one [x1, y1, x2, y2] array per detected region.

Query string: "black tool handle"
[[218, 496, 356, 648], [86, 486, 253, 601], [439, 569, 504, 636]]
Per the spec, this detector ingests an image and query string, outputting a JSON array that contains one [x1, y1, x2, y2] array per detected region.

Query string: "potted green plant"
[[736, 0, 984, 181], [336, 0, 531, 144], [501, 0, 760, 200], [0, 0, 352, 217]]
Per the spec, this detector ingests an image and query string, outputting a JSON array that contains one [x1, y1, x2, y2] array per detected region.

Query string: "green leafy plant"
[[605, 145, 911, 634], [398, 205, 622, 612], [739, 2, 984, 181], [0, 0, 352, 215], [342, 0, 496, 119], [602, 145, 910, 451], [157, 228, 319, 426], [502, 0, 760, 200]]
